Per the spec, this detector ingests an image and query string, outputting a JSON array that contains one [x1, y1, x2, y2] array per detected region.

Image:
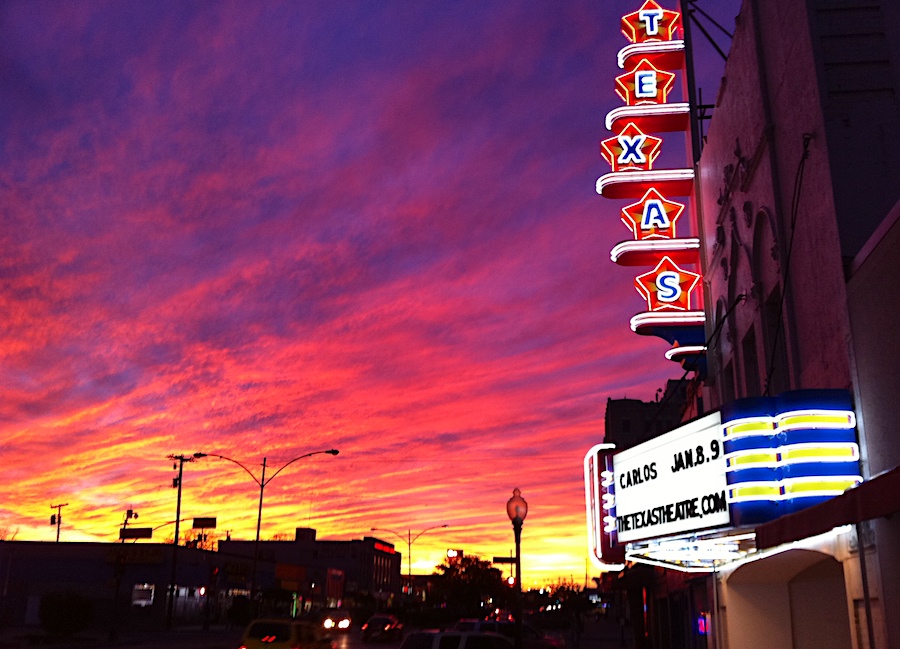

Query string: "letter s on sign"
[[656, 271, 682, 302]]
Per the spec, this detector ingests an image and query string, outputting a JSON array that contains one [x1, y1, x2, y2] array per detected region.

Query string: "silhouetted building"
[[604, 379, 688, 450], [0, 541, 230, 631], [0, 527, 402, 632], [218, 528, 402, 609]]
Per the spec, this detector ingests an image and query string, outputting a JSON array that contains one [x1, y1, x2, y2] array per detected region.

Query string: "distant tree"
[[0, 526, 18, 541], [177, 529, 221, 550], [431, 554, 511, 618]]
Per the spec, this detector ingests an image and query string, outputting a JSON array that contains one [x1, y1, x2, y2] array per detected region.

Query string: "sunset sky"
[[1, 0, 739, 586]]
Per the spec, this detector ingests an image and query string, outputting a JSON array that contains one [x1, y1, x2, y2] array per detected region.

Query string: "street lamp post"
[[165, 452, 205, 630], [506, 488, 528, 649], [369, 524, 449, 598], [202, 449, 339, 608]]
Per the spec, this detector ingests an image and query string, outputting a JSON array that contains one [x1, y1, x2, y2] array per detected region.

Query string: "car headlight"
[[338, 619, 351, 629], [324, 619, 335, 629]]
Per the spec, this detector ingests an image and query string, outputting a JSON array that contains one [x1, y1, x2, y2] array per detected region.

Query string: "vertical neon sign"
[[586, 0, 708, 570], [596, 0, 707, 372]]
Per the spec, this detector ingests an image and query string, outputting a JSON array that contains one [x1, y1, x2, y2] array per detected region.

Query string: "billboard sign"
[[119, 527, 153, 540], [612, 411, 729, 543]]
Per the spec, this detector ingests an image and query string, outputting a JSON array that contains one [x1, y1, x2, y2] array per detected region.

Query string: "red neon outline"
[[621, 0, 682, 45], [615, 59, 676, 106], [634, 256, 702, 311], [600, 122, 662, 173], [617, 40, 685, 71], [620, 187, 685, 240]]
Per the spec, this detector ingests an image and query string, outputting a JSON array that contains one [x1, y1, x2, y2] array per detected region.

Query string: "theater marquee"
[[584, 389, 862, 570], [612, 411, 729, 543]]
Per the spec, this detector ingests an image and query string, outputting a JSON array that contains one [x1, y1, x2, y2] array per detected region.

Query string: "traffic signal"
[[50, 515, 57, 525]]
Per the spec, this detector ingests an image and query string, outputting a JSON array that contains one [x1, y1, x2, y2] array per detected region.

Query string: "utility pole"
[[165, 453, 203, 630], [50, 503, 68, 542]]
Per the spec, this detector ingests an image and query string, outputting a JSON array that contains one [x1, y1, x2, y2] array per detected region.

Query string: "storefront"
[[584, 389, 890, 649]]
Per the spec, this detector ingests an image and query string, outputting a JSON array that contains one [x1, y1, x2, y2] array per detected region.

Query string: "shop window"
[[131, 584, 154, 607]]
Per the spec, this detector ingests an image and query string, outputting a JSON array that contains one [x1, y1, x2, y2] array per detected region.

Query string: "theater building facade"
[[586, 1, 900, 648]]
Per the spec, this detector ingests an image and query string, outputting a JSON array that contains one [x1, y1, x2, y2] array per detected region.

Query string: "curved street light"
[[200, 449, 339, 604], [370, 524, 449, 596]]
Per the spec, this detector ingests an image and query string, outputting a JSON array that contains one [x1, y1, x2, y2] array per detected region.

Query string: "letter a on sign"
[[642, 200, 670, 230], [620, 188, 684, 240]]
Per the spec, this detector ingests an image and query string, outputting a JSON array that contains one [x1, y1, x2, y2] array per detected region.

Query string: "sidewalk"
[[575, 616, 635, 649]]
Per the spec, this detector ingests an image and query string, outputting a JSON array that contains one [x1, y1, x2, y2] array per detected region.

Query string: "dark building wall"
[[807, 0, 900, 259], [0, 541, 223, 629], [604, 380, 687, 449], [846, 201, 900, 649]]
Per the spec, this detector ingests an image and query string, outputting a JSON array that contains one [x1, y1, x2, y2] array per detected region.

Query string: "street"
[[0, 615, 631, 649], [0, 624, 400, 649]]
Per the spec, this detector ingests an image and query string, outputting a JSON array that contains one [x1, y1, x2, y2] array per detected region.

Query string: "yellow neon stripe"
[[783, 479, 858, 494], [779, 413, 853, 429], [724, 421, 775, 437], [727, 452, 778, 467], [729, 485, 781, 497], [782, 447, 856, 460]]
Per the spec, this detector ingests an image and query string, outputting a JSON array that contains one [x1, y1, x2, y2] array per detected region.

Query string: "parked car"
[[320, 609, 353, 632], [361, 614, 404, 642], [450, 620, 564, 649], [399, 631, 513, 649], [240, 619, 335, 649]]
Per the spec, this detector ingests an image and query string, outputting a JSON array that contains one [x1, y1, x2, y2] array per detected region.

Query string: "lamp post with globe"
[[506, 488, 528, 649]]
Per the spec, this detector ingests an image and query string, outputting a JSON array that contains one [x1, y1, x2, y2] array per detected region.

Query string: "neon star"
[[621, 188, 685, 239], [621, 0, 682, 44], [634, 256, 701, 311], [615, 59, 676, 106], [600, 122, 662, 172]]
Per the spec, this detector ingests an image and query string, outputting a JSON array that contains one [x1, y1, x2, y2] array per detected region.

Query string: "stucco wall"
[[699, 0, 854, 408]]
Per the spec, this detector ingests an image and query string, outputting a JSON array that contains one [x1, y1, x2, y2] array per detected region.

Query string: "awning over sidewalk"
[[755, 464, 900, 549]]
